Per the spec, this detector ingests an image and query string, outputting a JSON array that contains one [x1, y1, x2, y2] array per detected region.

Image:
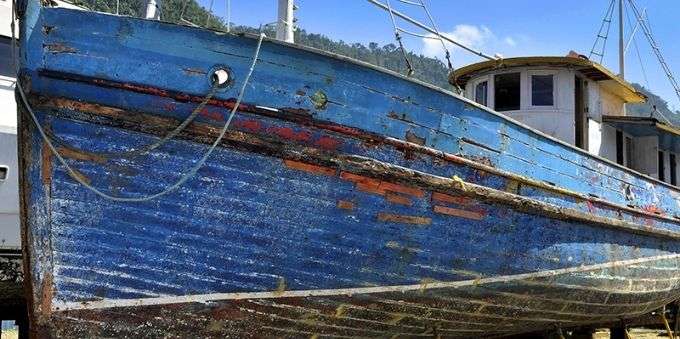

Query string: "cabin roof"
[[603, 115, 680, 153], [450, 56, 647, 104]]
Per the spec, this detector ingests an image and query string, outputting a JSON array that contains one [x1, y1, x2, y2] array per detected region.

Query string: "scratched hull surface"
[[16, 3, 680, 338]]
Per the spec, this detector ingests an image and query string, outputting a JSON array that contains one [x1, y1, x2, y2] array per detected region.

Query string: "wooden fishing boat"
[[15, 1, 680, 337]]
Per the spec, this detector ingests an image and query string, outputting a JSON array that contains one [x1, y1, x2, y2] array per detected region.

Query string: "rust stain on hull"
[[433, 205, 485, 220], [30, 96, 680, 240], [377, 212, 432, 225]]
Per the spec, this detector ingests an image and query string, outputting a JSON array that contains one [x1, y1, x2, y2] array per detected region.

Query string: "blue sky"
[[200, 0, 680, 110]]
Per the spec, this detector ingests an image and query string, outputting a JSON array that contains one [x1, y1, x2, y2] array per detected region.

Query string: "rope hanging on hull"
[[12, 0, 267, 202]]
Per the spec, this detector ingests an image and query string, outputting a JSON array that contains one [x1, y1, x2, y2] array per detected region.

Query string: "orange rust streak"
[[431, 192, 472, 206], [385, 193, 412, 206], [337, 200, 355, 210], [377, 212, 431, 225], [340, 172, 424, 198], [340, 171, 371, 183], [378, 181, 425, 198], [40, 272, 54, 318], [283, 160, 336, 176], [41, 141, 53, 186], [356, 182, 386, 196], [433, 205, 485, 220], [642, 205, 663, 215], [56, 147, 107, 164]]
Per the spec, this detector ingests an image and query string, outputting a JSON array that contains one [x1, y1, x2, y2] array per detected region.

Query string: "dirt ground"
[[594, 329, 670, 338]]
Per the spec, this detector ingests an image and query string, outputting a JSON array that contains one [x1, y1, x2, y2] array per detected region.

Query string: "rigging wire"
[[627, 0, 680, 106], [377, 0, 459, 90], [417, 0, 453, 71], [588, 0, 616, 63], [384, 0, 415, 76], [623, 0, 649, 89]]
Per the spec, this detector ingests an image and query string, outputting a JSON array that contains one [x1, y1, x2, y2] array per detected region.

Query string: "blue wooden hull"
[[16, 3, 680, 337]]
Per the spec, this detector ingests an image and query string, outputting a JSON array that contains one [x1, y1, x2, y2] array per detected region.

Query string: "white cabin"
[[452, 54, 680, 186]]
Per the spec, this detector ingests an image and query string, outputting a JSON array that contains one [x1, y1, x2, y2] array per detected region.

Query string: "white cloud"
[[422, 24, 494, 58], [421, 24, 524, 66], [504, 37, 517, 47]]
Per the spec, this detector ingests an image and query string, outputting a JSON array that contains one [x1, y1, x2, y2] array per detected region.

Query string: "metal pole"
[[276, 0, 295, 43], [618, 0, 625, 78], [145, 0, 161, 20], [366, 0, 497, 61], [226, 0, 231, 32]]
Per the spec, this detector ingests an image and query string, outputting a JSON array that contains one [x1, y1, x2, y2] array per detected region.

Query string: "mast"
[[618, 0, 624, 79], [145, 0, 161, 20], [276, 0, 295, 43]]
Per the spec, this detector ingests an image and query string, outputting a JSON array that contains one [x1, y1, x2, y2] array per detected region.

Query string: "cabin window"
[[474, 81, 488, 106], [625, 136, 633, 168], [531, 74, 554, 106], [671, 154, 677, 185], [615, 130, 624, 165], [0, 166, 7, 181], [494, 73, 520, 111], [659, 151, 666, 182]]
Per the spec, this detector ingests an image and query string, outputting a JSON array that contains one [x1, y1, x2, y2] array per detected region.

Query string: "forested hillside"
[[69, 0, 451, 89], [68, 0, 679, 123], [628, 84, 680, 125]]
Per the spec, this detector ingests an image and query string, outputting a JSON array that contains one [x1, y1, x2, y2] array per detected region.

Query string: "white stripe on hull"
[[53, 252, 680, 311]]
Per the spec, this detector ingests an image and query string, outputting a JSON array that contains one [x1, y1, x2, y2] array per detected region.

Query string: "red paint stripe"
[[337, 200, 355, 210], [283, 160, 335, 176], [431, 192, 472, 205], [385, 193, 412, 206], [433, 205, 485, 220], [356, 182, 386, 196], [379, 181, 425, 198]]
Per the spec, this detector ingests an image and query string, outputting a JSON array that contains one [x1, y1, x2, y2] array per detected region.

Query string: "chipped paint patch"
[[41, 141, 53, 185], [283, 160, 335, 176], [336, 200, 354, 210], [377, 212, 431, 225], [182, 68, 207, 76], [405, 130, 425, 146], [56, 147, 107, 164], [44, 43, 77, 54], [433, 205, 485, 220], [505, 180, 520, 194], [431, 192, 471, 206], [385, 193, 411, 206]]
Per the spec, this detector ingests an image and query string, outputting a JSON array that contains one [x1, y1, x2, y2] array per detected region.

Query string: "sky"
[[198, 0, 680, 110]]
